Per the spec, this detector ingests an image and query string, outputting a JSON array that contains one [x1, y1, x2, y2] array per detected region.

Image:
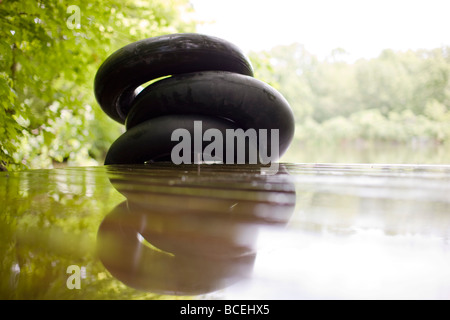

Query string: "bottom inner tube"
[[104, 114, 281, 165]]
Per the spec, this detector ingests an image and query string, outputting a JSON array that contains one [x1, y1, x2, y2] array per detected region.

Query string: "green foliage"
[[0, 0, 196, 170], [252, 44, 450, 152]]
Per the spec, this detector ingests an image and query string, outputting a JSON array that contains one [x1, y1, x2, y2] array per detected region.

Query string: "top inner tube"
[[94, 33, 254, 124]]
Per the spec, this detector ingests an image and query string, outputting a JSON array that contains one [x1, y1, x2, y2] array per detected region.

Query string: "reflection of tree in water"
[[0, 167, 148, 299]]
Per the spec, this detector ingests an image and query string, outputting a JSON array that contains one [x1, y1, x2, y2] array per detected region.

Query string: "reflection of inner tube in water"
[[97, 163, 296, 295]]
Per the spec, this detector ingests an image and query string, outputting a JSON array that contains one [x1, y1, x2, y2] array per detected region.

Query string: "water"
[[283, 142, 450, 164], [1, 163, 450, 299]]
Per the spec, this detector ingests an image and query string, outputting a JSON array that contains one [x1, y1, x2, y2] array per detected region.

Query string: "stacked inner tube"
[[94, 33, 295, 165]]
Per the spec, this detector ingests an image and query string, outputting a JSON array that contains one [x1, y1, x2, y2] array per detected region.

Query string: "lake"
[[1, 162, 450, 299]]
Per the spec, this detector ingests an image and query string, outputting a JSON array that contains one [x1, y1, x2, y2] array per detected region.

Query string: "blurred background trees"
[[250, 45, 450, 163], [1, 0, 449, 170]]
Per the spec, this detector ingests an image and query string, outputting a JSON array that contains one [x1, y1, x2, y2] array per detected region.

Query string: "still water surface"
[[1, 162, 449, 299]]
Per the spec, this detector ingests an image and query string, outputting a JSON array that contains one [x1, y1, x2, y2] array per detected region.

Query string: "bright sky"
[[190, 0, 450, 61]]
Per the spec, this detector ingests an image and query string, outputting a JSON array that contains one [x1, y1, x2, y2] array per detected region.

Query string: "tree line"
[[249, 44, 450, 148]]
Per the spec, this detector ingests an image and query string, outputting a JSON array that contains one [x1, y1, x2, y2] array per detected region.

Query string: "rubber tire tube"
[[94, 33, 254, 124], [104, 114, 257, 165], [125, 71, 295, 158]]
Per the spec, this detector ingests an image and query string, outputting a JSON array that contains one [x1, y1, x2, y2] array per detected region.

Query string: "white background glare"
[[191, 0, 450, 61]]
